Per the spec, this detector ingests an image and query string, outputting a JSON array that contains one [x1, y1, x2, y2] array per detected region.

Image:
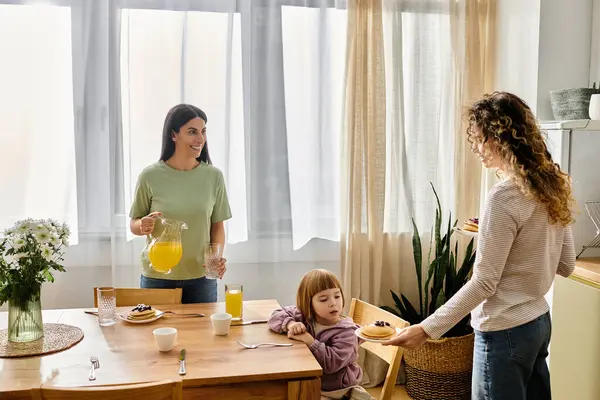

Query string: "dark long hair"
[[159, 104, 212, 165]]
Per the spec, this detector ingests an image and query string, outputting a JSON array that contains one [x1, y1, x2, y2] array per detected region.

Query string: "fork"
[[155, 311, 205, 318], [236, 340, 293, 349], [88, 356, 100, 381]]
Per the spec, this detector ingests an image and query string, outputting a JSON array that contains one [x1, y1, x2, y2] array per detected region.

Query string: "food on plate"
[[361, 320, 396, 339], [127, 304, 156, 320], [462, 217, 479, 233]]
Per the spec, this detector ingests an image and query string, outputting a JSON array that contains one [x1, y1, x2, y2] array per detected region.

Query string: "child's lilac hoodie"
[[268, 306, 363, 392]]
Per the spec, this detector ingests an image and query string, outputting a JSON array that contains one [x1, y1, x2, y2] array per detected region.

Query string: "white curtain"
[[0, 3, 78, 241], [282, 5, 347, 250], [378, 0, 456, 307], [383, 0, 455, 231]]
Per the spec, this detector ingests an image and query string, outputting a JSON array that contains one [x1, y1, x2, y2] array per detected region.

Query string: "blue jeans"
[[473, 312, 552, 400], [140, 275, 217, 304]]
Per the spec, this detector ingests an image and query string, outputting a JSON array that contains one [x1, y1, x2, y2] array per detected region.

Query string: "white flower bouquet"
[[0, 218, 70, 307]]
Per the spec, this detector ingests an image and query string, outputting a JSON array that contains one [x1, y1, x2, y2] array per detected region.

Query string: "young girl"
[[269, 269, 374, 400]]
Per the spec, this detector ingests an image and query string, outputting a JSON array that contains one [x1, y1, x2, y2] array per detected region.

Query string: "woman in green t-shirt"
[[129, 104, 232, 303]]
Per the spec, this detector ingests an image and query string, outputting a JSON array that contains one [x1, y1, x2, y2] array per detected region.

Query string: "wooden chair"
[[32, 380, 182, 400], [93, 287, 183, 307], [349, 298, 410, 400]]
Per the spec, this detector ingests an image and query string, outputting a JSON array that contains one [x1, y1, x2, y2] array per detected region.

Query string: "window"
[[0, 3, 78, 240], [282, 6, 346, 249], [0, 0, 347, 254], [118, 1, 347, 246]]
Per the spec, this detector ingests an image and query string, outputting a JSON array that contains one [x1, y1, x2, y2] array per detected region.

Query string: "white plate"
[[355, 327, 403, 343], [453, 227, 478, 238], [118, 309, 164, 324]]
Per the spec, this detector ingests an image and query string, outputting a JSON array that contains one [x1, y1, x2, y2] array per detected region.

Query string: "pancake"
[[127, 304, 156, 320], [361, 320, 395, 339], [462, 217, 478, 233]]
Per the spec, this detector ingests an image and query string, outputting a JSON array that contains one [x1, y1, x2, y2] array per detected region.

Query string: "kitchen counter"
[[550, 260, 600, 399], [572, 257, 600, 288]]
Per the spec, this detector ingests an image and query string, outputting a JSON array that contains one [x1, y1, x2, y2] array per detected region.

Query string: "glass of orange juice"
[[225, 284, 243, 321]]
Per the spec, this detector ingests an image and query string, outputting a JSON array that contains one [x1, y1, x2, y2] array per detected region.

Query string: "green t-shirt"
[[129, 161, 232, 280]]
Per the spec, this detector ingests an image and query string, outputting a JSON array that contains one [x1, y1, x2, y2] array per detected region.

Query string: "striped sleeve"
[[420, 187, 519, 339], [557, 226, 575, 277]]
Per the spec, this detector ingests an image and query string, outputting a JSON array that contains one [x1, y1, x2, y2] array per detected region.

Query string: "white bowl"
[[152, 327, 177, 352], [210, 313, 232, 336]]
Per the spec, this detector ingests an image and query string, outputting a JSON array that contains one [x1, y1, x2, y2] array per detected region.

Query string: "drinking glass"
[[97, 287, 117, 326], [204, 244, 222, 280], [225, 284, 243, 320]]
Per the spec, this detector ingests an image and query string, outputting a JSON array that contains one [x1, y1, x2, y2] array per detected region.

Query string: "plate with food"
[[454, 217, 478, 237], [118, 304, 164, 324], [355, 320, 401, 343]]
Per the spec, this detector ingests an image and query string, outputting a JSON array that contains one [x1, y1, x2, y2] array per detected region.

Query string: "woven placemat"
[[0, 323, 84, 358]]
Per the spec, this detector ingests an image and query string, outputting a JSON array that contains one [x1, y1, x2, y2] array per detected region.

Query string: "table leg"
[[288, 378, 321, 400]]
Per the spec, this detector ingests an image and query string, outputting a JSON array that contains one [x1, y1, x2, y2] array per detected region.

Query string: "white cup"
[[153, 327, 177, 352], [210, 313, 232, 336]]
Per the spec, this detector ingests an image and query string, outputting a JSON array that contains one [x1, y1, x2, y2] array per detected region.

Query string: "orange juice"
[[225, 289, 243, 320], [148, 241, 183, 273]]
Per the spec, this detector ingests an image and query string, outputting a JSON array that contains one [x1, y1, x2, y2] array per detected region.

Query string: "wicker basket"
[[549, 88, 600, 120], [403, 333, 474, 400]]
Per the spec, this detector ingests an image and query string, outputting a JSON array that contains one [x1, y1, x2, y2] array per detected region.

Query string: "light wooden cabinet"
[[550, 275, 600, 399]]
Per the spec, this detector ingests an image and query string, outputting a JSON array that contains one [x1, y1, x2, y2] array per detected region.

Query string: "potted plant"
[[382, 184, 476, 400], [0, 219, 70, 342]]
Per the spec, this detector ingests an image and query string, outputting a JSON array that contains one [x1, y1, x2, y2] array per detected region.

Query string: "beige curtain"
[[452, 0, 498, 225], [341, 0, 497, 308], [340, 0, 387, 305]]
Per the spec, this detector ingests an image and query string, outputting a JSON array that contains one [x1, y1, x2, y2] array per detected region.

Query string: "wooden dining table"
[[0, 299, 322, 399]]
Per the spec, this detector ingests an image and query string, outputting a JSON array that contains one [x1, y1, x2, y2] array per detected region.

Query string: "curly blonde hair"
[[466, 91, 574, 226]]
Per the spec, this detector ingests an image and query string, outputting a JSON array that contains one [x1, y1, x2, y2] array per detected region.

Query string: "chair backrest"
[[93, 287, 183, 307], [349, 298, 409, 400], [33, 380, 182, 400]]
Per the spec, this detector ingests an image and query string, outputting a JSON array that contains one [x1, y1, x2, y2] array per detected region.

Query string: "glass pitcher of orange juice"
[[141, 217, 187, 274], [225, 284, 243, 320]]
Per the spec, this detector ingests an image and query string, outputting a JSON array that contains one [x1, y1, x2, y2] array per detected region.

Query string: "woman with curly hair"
[[385, 92, 576, 399]]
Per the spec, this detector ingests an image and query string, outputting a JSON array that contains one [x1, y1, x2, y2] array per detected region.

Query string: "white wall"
[[495, 0, 598, 119], [494, 0, 541, 108], [536, 0, 594, 120], [591, 0, 600, 86]]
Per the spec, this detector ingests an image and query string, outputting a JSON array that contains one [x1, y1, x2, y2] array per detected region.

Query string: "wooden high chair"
[[92, 287, 183, 307], [32, 380, 182, 400], [349, 298, 410, 400]]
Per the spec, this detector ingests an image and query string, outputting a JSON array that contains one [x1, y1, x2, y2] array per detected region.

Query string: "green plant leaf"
[[401, 294, 422, 323], [435, 291, 446, 309], [445, 246, 456, 296], [453, 238, 476, 295], [390, 290, 407, 317], [411, 218, 423, 317], [380, 305, 400, 317], [43, 270, 54, 283], [431, 182, 442, 256], [429, 247, 448, 315], [423, 256, 438, 317]]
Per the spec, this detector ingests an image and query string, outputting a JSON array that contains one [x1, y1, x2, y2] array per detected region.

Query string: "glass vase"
[[8, 296, 44, 342]]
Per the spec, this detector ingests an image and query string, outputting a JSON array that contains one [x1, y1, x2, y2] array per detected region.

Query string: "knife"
[[178, 349, 186, 376], [231, 319, 268, 326]]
